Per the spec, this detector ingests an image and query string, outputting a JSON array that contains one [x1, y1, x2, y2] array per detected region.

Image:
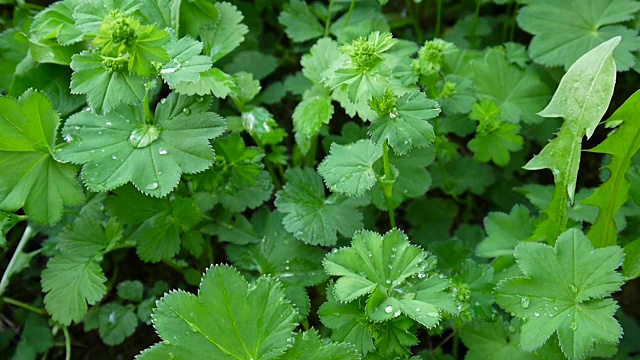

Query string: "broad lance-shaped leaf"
[[495, 229, 624, 360], [275, 168, 367, 246], [323, 230, 458, 328], [523, 37, 619, 243], [136, 265, 297, 360], [0, 90, 84, 224], [318, 139, 382, 197], [583, 90, 640, 247], [55, 93, 225, 197]]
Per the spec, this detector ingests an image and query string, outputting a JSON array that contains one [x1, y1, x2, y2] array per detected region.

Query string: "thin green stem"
[[406, 0, 424, 43], [324, 0, 334, 37], [509, 3, 519, 41], [143, 89, 154, 125], [381, 140, 396, 228], [470, 0, 482, 48], [2, 297, 47, 315], [62, 326, 71, 360], [343, 0, 357, 28], [435, 0, 443, 38], [0, 225, 34, 296], [305, 134, 319, 168]]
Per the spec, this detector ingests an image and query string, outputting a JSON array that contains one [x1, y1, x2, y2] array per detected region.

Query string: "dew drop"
[[146, 182, 159, 190], [571, 321, 578, 331], [106, 121, 112, 126], [533, 312, 540, 317], [385, 279, 391, 284], [182, 107, 191, 115], [63, 134, 73, 143], [553, 306, 559, 311], [111, 155, 117, 160], [159, 148, 168, 155], [520, 297, 530, 309], [417, 272, 426, 279], [568, 284, 578, 293], [415, 307, 421, 312], [384, 305, 393, 314], [160, 98, 167, 104], [393, 310, 401, 317], [426, 312, 439, 317]]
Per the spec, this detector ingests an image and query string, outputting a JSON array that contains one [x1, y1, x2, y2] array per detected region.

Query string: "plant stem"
[[381, 140, 396, 228], [406, 0, 424, 43], [2, 297, 47, 315], [324, 0, 334, 37], [435, 0, 443, 38], [470, 0, 481, 48], [0, 225, 34, 297], [62, 326, 72, 360], [343, 0, 357, 28], [305, 134, 318, 168]]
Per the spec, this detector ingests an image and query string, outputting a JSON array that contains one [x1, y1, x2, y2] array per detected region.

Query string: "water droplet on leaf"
[[384, 305, 393, 313]]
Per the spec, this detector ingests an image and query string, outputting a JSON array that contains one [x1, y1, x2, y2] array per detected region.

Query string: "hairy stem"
[[62, 326, 71, 360], [324, 0, 334, 37], [381, 140, 396, 228], [0, 225, 34, 296], [2, 297, 47, 315]]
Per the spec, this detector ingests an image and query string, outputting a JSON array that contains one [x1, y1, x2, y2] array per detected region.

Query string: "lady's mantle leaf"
[[275, 168, 367, 246], [318, 139, 382, 197], [524, 37, 619, 243], [495, 229, 624, 360], [473, 50, 551, 124], [70, 51, 146, 115], [324, 230, 458, 328], [582, 90, 640, 247], [137, 265, 297, 360], [160, 34, 212, 87], [278, 0, 324, 43], [280, 329, 360, 360], [55, 93, 225, 198], [98, 303, 138, 345], [0, 90, 84, 224], [517, 0, 640, 71], [368, 91, 440, 154]]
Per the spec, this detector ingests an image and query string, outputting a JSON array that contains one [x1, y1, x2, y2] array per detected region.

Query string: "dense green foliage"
[[1, 0, 640, 359]]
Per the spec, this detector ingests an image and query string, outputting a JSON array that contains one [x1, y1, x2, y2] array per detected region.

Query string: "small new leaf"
[[278, 0, 324, 43], [368, 90, 440, 155], [495, 229, 624, 360]]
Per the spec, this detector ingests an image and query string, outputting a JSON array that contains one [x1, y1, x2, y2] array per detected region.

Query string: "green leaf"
[[98, 303, 138, 345], [477, 205, 533, 258], [293, 89, 333, 153], [278, 0, 324, 43], [461, 318, 550, 360], [582, 90, 640, 247], [524, 37, 619, 243], [318, 139, 382, 197], [223, 50, 279, 80], [55, 93, 225, 197], [160, 34, 212, 88], [201, 2, 249, 63], [370, 147, 436, 210], [275, 168, 367, 246], [324, 229, 458, 327], [174, 68, 235, 98], [117, 280, 144, 302], [318, 284, 375, 355], [13, 313, 54, 359], [0, 212, 20, 247], [132, 196, 202, 262], [468, 101, 524, 167], [178, 0, 218, 38], [623, 239, 640, 280], [70, 51, 146, 115], [0, 90, 84, 224], [280, 329, 360, 360], [495, 229, 624, 360], [30, 1, 84, 46], [0, 28, 29, 91], [41, 253, 107, 325], [431, 156, 496, 196], [517, 0, 640, 71], [473, 49, 551, 124], [301, 37, 342, 84], [137, 265, 298, 360], [227, 210, 327, 288], [369, 91, 440, 155]]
